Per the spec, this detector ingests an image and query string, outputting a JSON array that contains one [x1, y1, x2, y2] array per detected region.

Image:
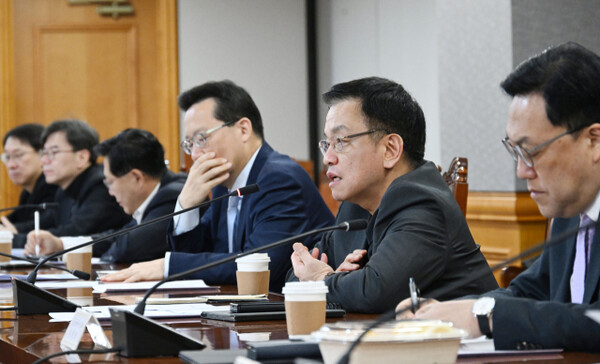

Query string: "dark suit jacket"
[[167, 143, 335, 292], [6, 174, 57, 233], [485, 214, 600, 352], [288, 161, 498, 313], [92, 171, 186, 263], [13, 165, 131, 248]]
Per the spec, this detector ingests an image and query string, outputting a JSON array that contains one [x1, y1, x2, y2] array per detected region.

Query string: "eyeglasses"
[[318, 129, 389, 156], [1, 150, 34, 164], [39, 148, 74, 161], [180, 120, 237, 155], [502, 127, 582, 168]]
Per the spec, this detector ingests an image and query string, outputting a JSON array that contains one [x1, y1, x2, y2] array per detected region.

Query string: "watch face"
[[473, 297, 495, 315]]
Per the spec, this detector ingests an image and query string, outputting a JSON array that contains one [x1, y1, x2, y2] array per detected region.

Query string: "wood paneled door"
[[0, 0, 179, 210]]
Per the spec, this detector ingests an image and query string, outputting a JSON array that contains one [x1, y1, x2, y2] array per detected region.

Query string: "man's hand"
[[291, 243, 333, 281], [409, 299, 483, 338], [395, 297, 438, 320], [24, 230, 63, 256], [336, 249, 367, 272], [179, 152, 232, 208], [100, 258, 165, 283], [0, 216, 17, 234]]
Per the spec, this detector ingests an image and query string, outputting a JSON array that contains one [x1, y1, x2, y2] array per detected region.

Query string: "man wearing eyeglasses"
[[0, 124, 57, 234], [101, 80, 334, 292], [396, 42, 600, 353], [14, 120, 130, 249], [288, 77, 497, 313], [24, 128, 186, 263]]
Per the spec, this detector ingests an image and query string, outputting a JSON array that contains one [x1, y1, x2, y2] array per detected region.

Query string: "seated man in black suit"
[[25, 128, 186, 263], [397, 42, 600, 353], [0, 123, 57, 234], [289, 77, 498, 313], [15, 119, 130, 248]]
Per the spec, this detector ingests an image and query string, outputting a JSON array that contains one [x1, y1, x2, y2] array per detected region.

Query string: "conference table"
[[1, 263, 599, 363]]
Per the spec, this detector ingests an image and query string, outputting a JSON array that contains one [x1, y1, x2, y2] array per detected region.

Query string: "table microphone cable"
[[31, 347, 123, 364]]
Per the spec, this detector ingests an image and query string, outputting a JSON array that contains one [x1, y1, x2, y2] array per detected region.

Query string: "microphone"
[[0, 202, 59, 213], [11, 184, 259, 315], [335, 217, 600, 364], [110, 219, 368, 358], [0, 251, 90, 280]]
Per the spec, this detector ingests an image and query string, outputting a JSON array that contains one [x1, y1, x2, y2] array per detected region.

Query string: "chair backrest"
[[441, 156, 469, 216]]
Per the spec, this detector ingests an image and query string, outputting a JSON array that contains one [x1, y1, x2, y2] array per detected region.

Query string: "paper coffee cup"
[[236, 253, 270, 295], [62, 244, 92, 279], [0, 231, 14, 262], [282, 281, 329, 336]]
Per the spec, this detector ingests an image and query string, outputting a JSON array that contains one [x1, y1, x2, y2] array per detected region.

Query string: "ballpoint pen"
[[34, 210, 40, 257], [409, 277, 420, 314]]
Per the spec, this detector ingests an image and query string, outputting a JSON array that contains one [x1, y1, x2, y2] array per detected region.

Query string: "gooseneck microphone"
[[109, 219, 367, 358], [133, 219, 368, 315], [12, 184, 259, 315], [0, 202, 59, 213], [0, 251, 90, 280], [335, 217, 600, 364]]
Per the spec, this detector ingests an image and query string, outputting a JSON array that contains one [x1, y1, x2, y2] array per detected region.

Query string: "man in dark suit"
[[289, 77, 497, 313], [397, 42, 600, 353], [102, 80, 334, 292], [16, 120, 130, 248], [25, 128, 186, 263], [1, 123, 57, 234]]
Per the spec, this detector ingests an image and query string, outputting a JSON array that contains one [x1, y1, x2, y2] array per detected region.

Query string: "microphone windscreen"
[[40, 202, 60, 210], [72, 270, 91, 280], [237, 184, 259, 196], [343, 219, 368, 231]]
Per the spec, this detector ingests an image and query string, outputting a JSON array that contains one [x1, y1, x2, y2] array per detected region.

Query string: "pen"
[[409, 277, 420, 314], [34, 210, 40, 257]]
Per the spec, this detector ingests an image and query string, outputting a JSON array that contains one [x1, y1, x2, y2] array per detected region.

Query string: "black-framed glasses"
[[180, 120, 237, 155], [1, 150, 34, 164], [318, 129, 389, 156], [39, 148, 75, 161], [502, 127, 582, 168]]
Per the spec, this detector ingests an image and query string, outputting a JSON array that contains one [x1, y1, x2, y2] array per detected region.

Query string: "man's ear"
[[129, 168, 145, 184], [75, 149, 91, 169], [382, 134, 403, 169], [588, 123, 600, 163], [237, 118, 253, 142]]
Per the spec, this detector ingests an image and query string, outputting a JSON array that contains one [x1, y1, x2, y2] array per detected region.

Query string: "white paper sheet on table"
[[92, 279, 210, 293], [49, 303, 230, 322], [458, 336, 563, 357]]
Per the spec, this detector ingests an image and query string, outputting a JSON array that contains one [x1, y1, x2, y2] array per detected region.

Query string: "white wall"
[[178, 0, 310, 159]]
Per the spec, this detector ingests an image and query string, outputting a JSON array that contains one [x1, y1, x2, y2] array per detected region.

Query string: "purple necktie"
[[571, 214, 595, 303]]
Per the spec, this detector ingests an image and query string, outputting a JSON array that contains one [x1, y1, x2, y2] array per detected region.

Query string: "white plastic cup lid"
[[0, 230, 14, 241], [236, 253, 270, 272], [235, 253, 270, 263], [282, 281, 329, 295]]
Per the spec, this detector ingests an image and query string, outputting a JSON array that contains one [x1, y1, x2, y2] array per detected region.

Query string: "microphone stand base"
[[12, 278, 79, 315], [110, 308, 206, 357]]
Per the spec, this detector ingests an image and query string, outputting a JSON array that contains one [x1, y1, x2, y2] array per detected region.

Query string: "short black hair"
[[95, 128, 167, 179], [3, 123, 45, 150], [323, 76, 426, 166], [177, 80, 264, 139], [501, 41, 600, 131], [41, 119, 99, 164]]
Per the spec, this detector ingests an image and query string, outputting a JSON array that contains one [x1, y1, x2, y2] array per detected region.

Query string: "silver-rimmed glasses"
[[39, 148, 74, 161], [502, 127, 582, 168], [180, 120, 237, 155], [318, 129, 389, 156]]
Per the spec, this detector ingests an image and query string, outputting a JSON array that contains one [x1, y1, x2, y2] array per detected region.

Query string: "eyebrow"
[[324, 125, 350, 137]]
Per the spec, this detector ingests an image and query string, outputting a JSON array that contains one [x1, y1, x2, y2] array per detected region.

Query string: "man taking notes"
[[289, 77, 497, 313], [397, 42, 600, 353], [102, 80, 334, 292], [25, 128, 186, 263]]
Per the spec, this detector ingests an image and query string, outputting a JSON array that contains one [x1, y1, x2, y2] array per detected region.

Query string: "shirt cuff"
[[173, 199, 200, 236]]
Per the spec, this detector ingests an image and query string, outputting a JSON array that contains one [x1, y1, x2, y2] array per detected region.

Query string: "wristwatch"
[[472, 297, 495, 338]]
